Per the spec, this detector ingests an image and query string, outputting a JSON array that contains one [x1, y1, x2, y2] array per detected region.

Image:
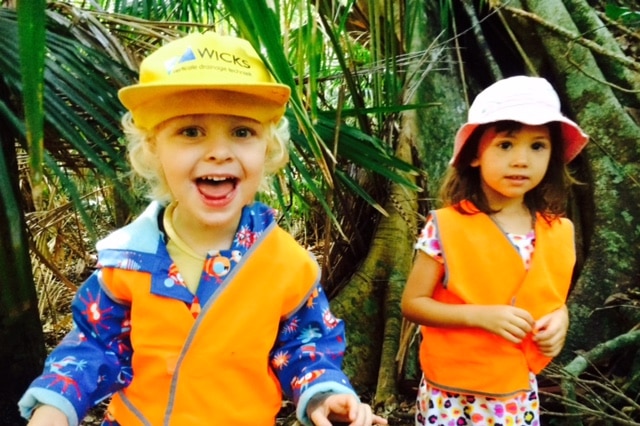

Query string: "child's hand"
[[27, 405, 69, 426], [533, 305, 569, 357], [307, 393, 388, 426], [475, 305, 534, 344]]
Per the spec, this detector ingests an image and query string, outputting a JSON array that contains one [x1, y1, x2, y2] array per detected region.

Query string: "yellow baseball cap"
[[118, 32, 291, 130]]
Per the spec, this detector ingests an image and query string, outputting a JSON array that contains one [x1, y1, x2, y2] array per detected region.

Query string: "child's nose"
[[511, 146, 530, 166], [205, 138, 232, 161]]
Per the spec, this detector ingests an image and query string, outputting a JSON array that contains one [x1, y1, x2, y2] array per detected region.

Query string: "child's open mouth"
[[196, 176, 238, 199]]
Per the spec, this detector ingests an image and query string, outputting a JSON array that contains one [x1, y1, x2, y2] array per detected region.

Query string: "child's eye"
[[233, 127, 256, 138], [531, 141, 549, 151], [180, 127, 203, 138], [497, 141, 512, 150]]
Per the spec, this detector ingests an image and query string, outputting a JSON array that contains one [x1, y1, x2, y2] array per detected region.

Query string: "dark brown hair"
[[438, 120, 577, 222]]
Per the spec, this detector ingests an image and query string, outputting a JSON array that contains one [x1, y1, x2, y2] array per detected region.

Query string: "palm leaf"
[[17, 0, 46, 186], [1, 7, 137, 238]]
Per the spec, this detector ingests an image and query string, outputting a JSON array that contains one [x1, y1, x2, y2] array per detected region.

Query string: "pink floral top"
[[415, 214, 536, 269]]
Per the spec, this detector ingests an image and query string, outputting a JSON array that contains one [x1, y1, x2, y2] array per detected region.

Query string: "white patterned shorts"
[[415, 372, 540, 425]]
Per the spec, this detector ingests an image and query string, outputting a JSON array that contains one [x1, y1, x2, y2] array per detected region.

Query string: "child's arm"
[[26, 405, 69, 426], [533, 304, 569, 357], [401, 251, 535, 344], [273, 282, 385, 425], [19, 272, 133, 425]]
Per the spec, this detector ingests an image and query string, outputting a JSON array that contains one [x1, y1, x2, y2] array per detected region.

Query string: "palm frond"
[[1, 7, 138, 236], [17, 0, 46, 186]]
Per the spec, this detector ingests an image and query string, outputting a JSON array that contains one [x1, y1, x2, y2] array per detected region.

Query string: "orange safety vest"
[[420, 204, 575, 398], [103, 225, 318, 425]]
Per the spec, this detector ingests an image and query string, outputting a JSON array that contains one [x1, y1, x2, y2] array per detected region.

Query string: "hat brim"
[[119, 82, 290, 109], [451, 111, 588, 165], [118, 85, 291, 130]]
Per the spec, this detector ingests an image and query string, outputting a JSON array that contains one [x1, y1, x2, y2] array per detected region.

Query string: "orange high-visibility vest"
[[420, 204, 575, 398], [103, 225, 319, 425]]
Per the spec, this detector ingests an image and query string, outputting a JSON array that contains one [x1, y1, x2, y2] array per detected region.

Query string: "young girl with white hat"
[[402, 75, 588, 425]]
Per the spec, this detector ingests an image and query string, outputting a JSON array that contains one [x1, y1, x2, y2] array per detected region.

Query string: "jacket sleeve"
[[18, 271, 133, 426], [271, 282, 357, 426]]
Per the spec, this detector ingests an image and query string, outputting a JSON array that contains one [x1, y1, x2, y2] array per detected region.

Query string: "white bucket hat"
[[451, 75, 588, 165]]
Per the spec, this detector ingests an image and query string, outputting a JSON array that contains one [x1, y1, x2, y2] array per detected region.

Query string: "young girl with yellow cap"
[[19, 32, 387, 426], [401, 75, 589, 425]]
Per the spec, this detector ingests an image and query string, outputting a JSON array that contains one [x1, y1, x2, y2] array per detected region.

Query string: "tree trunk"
[[371, 112, 419, 409], [330, 180, 415, 394], [331, 0, 470, 408], [393, 0, 472, 395], [0, 125, 45, 424], [506, 0, 640, 362]]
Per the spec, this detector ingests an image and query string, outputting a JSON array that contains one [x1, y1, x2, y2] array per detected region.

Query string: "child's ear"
[[470, 157, 480, 167], [144, 138, 157, 156], [146, 135, 158, 154]]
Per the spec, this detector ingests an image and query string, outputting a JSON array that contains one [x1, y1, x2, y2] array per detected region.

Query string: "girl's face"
[[471, 123, 551, 208], [152, 113, 267, 239]]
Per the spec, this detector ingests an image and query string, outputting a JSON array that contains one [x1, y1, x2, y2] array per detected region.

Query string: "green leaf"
[[17, 0, 46, 188]]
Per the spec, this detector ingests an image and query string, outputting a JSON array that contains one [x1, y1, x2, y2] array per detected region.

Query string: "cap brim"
[[119, 82, 290, 112]]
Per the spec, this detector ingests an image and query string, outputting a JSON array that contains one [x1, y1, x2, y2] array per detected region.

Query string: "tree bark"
[[371, 112, 419, 409], [330, 177, 415, 394], [0, 121, 45, 425], [517, 0, 640, 361], [563, 0, 640, 107]]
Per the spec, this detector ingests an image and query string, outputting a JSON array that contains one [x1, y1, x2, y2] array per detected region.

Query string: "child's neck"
[[167, 203, 238, 256], [489, 202, 534, 235]]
